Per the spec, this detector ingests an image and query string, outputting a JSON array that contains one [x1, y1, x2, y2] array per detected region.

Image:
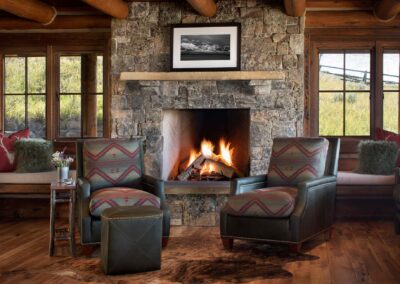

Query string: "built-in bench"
[[335, 139, 398, 219]]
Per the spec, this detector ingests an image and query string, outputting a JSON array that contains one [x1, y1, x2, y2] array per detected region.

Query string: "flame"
[[185, 138, 235, 174], [219, 139, 234, 166], [201, 139, 214, 159]]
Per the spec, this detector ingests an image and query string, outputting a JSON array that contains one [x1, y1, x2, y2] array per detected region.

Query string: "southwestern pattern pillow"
[[89, 187, 160, 217], [83, 139, 143, 191], [268, 138, 329, 186], [224, 187, 298, 218]]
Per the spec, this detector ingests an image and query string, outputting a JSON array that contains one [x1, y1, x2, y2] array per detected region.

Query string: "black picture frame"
[[170, 23, 241, 72]]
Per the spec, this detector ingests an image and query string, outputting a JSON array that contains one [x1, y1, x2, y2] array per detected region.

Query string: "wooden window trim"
[[0, 33, 111, 140]]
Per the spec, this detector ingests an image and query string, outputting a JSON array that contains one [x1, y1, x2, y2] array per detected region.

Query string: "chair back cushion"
[[83, 138, 144, 191], [224, 187, 298, 218], [89, 187, 160, 217], [268, 137, 329, 186]]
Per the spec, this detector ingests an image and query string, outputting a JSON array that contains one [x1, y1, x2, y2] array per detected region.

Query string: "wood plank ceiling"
[[0, 0, 399, 28]]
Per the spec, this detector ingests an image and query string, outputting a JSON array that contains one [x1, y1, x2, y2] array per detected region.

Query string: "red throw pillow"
[[0, 128, 30, 172], [376, 128, 400, 167]]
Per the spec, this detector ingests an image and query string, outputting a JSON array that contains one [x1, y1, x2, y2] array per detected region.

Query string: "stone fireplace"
[[111, 0, 304, 225]]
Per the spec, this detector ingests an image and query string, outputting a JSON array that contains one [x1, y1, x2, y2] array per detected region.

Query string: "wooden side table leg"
[[69, 189, 76, 256], [49, 189, 56, 256]]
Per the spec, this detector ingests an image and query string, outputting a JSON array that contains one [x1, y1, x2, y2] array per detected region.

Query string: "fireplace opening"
[[162, 109, 250, 182]]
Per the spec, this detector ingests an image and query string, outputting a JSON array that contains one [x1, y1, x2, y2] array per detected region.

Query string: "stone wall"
[[111, 0, 305, 178]]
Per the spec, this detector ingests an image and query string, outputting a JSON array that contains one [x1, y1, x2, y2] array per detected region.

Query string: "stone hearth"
[[111, 0, 304, 225]]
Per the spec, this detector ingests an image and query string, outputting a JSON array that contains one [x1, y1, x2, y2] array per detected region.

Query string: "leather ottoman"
[[100, 206, 163, 275], [395, 186, 400, 234]]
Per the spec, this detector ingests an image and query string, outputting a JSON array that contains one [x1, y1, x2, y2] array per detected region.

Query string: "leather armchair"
[[76, 139, 170, 247], [220, 138, 340, 252]]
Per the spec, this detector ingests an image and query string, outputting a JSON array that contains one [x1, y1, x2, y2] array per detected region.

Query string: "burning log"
[[177, 155, 205, 181], [196, 159, 235, 179]]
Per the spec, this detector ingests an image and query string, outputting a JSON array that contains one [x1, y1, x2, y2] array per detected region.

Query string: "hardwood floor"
[[0, 220, 399, 283]]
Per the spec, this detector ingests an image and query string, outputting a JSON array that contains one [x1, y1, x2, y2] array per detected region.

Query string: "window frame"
[[0, 34, 110, 140]]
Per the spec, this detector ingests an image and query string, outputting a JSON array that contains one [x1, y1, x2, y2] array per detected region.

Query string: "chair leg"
[[289, 243, 302, 253], [221, 237, 234, 250], [81, 245, 97, 257], [162, 237, 169, 248]]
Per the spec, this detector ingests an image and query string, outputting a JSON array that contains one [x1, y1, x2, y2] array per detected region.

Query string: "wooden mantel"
[[119, 71, 285, 81]]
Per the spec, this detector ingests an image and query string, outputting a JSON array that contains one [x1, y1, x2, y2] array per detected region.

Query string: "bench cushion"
[[337, 171, 395, 186], [224, 187, 298, 218], [0, 170, 76, 184], [89, 187, 160, 217]]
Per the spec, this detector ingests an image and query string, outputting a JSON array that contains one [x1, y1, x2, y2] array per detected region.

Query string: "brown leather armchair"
[[220, 138, 340, 252]]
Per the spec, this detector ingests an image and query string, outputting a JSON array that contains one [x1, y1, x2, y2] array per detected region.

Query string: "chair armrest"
[[290, 175, 337, 241], [142, 175, 166, 202], [231, 175, 268, 195], [77, 177, 91, 219], [395, 168, 400, 184]]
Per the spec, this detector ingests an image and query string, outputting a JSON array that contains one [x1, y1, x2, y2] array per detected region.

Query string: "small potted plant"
[[52, 146, 74, 182]]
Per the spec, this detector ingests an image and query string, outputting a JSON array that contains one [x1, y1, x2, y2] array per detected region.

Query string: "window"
[[318, 52, 371, 136], [4, 56, 46, 137], [383, 52, 400, 133], [58, 54, 104, 138]]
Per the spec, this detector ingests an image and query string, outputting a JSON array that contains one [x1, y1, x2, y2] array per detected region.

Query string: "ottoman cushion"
[[224, 187, 298, 218], [101, 206, 163, 275], [89, 187, 160, 217]]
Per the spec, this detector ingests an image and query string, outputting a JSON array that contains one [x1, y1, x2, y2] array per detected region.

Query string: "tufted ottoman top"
[[101, 205, 163, 220]]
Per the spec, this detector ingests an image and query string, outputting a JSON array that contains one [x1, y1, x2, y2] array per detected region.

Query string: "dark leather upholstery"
[[220, 138, 340, 248], [101, 206, 162, 275], [76, 138, 170, 246], [394, 168, 400, 234]]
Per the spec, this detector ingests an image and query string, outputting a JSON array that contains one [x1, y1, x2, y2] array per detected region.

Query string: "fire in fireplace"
[[177, 138, 240, 181], [162, 109, 250, 182]]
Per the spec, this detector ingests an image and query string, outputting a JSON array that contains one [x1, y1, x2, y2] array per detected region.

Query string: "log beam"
[[186, 0, 217, 17], [284, 0, 306, 17], [373, 0, 400, 22], [0, 0, 56, 25], [82, 0, 129, 19]]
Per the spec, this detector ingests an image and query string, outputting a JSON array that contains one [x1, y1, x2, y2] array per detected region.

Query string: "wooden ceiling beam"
[[0, 0, 57, 25], [373, 0, 400, 22], [82, 0, 129, 19], [284, 0, 306, 17], [185, 0, 217, 17]]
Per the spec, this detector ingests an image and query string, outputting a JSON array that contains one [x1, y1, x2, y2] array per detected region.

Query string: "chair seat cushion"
[[224, 187, 298, 218], [89, 187, 160, 217]]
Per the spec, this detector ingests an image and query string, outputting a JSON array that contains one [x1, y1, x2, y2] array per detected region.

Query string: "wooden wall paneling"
[[82, 0, 129, 19], [306, 0, 374, 10], [0, 53, 3, 133]]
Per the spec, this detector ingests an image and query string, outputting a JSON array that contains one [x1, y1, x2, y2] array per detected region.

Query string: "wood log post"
[[284, 0, 306, 17], [374, 0, 400, 22], [82, 0, 129, 19], [82, 54, 98, 137], [0, 0, 57, 25], [186, 0, 217, 17]]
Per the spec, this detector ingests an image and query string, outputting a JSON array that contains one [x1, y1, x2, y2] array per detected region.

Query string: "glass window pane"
[[5, 57, 25, 94], [345, 53, 370, 91], [60, 95, 81, 137], [5, 95, 25, 133], [97, 95, 103, 137], [383, 92, 399, 133], [60, 56, 81, 93], [97, 55, 103, 93], [319, 92, 344, 136], [28, 95, 46, 138], [383, 53, 399, 91], [319, 53, 344, 91], [345, 93, 370, 136], [27, 57, 46, 94]]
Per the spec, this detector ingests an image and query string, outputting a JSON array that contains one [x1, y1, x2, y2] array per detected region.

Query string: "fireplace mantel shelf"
[[119, 71, 285, 81]]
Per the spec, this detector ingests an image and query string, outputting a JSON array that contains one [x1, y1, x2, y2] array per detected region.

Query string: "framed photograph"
[[170, 23, 241, 71]]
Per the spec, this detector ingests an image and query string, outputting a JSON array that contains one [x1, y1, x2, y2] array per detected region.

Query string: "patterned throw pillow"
[[0, 128, 30, 172], [14, 139, 54, 173], [89, 187, 160, 217], [268, 138, 329, 186], [224, 187, 298, 218], [83, 139, 143, 190]]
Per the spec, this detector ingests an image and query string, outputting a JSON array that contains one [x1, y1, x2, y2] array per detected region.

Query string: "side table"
[[49, 181, 76, 256]]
